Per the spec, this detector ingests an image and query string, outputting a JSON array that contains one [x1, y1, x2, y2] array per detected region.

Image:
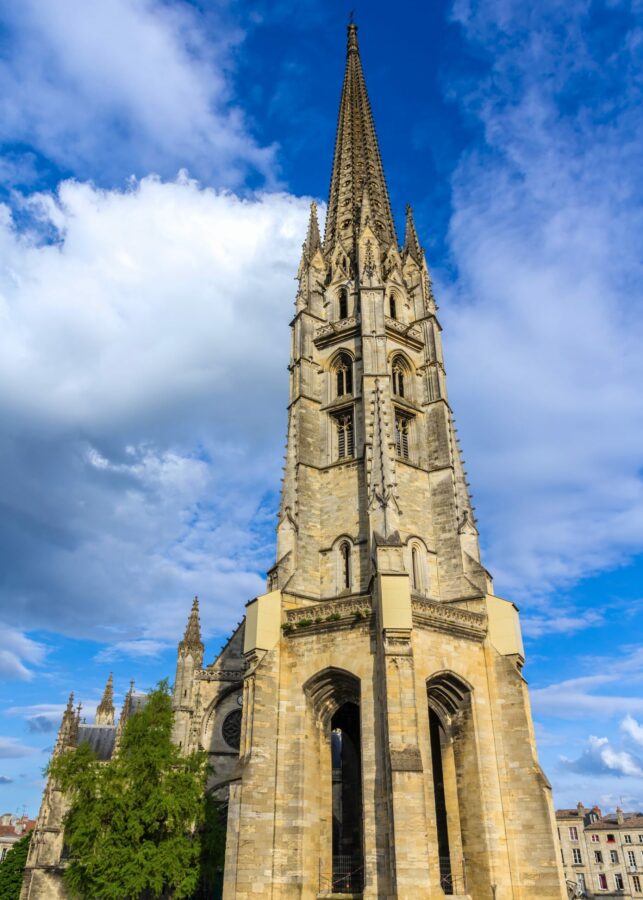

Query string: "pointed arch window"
[[391, 357, 407, 398], [334, 353, 353, 398], [338, 288, 348, 320], [389, 293, 397, 319], [395, 412, 411, 460], [340, 541, 351, 591], [411, 546, 420, 590]]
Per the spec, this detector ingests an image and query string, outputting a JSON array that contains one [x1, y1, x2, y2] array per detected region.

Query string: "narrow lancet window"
[[411, 546, 420, 590], [340, 541, 351, 590], [338, 288, 348, 320], [335, 353, 353, 398], [389, 294, 397, 319]]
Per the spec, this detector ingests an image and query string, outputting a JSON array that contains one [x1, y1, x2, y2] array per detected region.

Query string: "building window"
[[395, 412, 411, 459], [639, 835, 643, 843], [340, 541, 351, 591], [615, 874, 624, 890], [592, 834, 600, 843], [411, 546, 421, 590], [391, 356, 407, 398], [577, 874, 586, 892], [222, 709, 242, 751], [389, 293, 397, 320], [608, 833, 616, 843], [334, 353, 353, 398], [561, 849, 565, 864], [598, 874, 608, 890], [338, 288, 348, 320], [569, 826, 579, 841], [611, 850, 619, 863], [573, 848, 582, 864], [330, 702, 364, 893], [628, 850, 636, 867], [595, 851, 603, 864], [625, 835, 633, 844], [335, 411, 354, 459], [633, 874, 641, 892]]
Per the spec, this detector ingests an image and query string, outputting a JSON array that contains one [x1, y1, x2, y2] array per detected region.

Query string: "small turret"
[[53, 693, 78, 757], [95, 673, 115, 726], [172, 598, 205, 750]]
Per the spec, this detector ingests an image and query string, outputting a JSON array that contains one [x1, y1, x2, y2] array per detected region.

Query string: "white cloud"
[[441, 0, 643, 600], [531, 674, 643, 719], [0, 175, 313, 643], [621, 714, 643, 749], [0, 626, 47, 680], [561, 735, 643, 778], [0, 737, 37, 759], [521, 610, 602, 639], [0, 0, 274, 187], [94, 639, 169, 663]]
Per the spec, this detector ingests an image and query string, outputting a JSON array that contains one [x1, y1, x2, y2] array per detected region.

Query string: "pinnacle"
[[304, 201, 321, 256], [403, 204, 423, 264], [180, 596, 203, 652], [96, 673, 115, 724]]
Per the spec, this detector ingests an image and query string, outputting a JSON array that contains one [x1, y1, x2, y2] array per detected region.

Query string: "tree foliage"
[[0, 831, 32, 900], [49, 680, 212, 899]]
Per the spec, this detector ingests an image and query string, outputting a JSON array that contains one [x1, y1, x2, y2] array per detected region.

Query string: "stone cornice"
[[411, 597, 487, 642], [284, 596, 373, 634], [384, 316, 424, 349], [313, 315, 360, 347]]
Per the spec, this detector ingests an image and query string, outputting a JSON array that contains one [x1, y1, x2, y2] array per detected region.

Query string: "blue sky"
[[1, 0, 642, 816]]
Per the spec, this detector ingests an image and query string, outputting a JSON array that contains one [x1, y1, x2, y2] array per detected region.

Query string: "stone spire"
[[179, 596, 204, 663], [323, 22, 396, 258], [95, 673, 115, 726]]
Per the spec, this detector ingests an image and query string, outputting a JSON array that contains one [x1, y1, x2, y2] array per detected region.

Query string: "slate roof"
[[77, 724, 116, 761]]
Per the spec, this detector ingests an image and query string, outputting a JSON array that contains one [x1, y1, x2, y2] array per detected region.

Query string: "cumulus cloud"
[[0, 776, 13, 784], [0, 0, 274, 188], [0, 626, 47, 680], [441, 0, 643, 600], [621, 715, 643, 749], [0, 175, 313, 642], [0, 737, 36, 759], [562, 735, 643, 778]]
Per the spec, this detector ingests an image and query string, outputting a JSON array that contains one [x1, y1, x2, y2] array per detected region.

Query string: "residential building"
[[558, 803, 643, 898]]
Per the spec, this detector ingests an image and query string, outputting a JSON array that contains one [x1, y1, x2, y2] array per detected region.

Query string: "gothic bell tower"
[[222, 23, 565, 900]]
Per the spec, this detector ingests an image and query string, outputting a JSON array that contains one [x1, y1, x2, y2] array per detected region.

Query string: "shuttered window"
[[336, 412, 354, 459], [395, 413, 410, 459]]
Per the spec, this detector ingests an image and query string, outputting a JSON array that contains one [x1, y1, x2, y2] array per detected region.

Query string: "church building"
[[22, 22, 566, 900]]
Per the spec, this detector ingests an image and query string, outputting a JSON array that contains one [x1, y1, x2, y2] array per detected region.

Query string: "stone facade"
[[557, 804, 643, 898]]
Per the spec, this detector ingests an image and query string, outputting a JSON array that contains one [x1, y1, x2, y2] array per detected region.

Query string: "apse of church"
[[168, 23, 567, 900]]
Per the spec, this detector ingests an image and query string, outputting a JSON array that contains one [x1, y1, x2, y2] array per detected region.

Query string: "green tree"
[[0, 831, 32, 900], [49, 680, 209, 900]]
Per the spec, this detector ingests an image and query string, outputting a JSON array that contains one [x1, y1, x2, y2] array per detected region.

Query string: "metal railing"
[[318, 855, 364, 895]]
